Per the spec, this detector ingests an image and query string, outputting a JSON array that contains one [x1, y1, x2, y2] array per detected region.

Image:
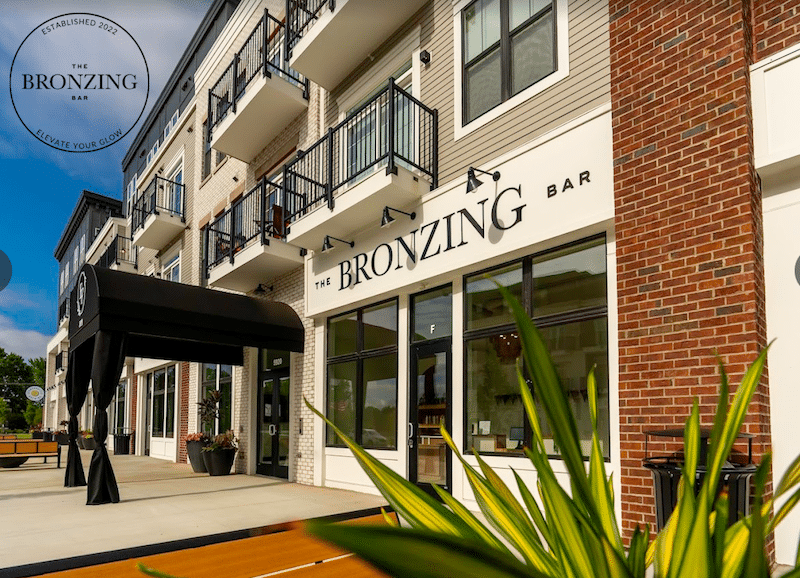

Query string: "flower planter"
[[202, 448, 236, 476], [187, 440, 208, 473], [77, 436, 85, 450], [55, 433, 69, 445], [83, 437, 97, 451]]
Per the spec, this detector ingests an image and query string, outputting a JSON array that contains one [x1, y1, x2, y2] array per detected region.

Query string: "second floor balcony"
[[54, 351, 65, 374], [131, 175, 185, 250], [204, 177, 305, 293], [282, 77, 438, 250], [209, 9, 309, 162], [97, 235, 137, 273], [286, 0, 429, 90], [58, 298, 69, 330]]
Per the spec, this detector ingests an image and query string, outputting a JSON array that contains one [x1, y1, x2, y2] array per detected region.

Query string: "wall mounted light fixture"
[[381, 206, 416, 228], [466, 166, 501, 193], [321, 235, 354, 253]]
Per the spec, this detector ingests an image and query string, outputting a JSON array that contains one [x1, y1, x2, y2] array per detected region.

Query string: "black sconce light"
[[321, 235, 354, 253], [465, 166, 501, 193], [253, 283, 272, 296], [381, 206, 416, 228], [419, 50, 431, 65]]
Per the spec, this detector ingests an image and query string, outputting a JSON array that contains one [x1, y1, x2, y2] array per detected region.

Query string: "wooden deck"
[[37, 515, 390, 578]]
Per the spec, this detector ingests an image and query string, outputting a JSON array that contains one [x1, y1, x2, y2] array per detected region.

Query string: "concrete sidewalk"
[[0, 449, 386, 573]]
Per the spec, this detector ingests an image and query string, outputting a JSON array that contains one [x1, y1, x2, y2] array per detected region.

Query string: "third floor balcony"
[[281, 77, 437, 251], [132, 175, 185, 250], [209, 9, 309, 162], [286, 0, 429, 90], [96, 235, 137, 273]]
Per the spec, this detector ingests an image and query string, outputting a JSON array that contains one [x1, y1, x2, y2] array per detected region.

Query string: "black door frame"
[[256, 365, 290, 478], [408, 338, 452, 495]]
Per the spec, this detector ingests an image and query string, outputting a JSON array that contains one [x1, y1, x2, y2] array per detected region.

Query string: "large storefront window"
[[464, 236, 609, 458], [150, 365, 176, 438], [202, 364, 233, 435], [326, 300, 398, 449]]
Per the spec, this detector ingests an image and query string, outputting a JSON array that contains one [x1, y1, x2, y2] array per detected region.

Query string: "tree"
[[0, 348, 33, 414], [0, 398, 8, 429], [29, 357, 46, 386], [24, 401, 42, 429]]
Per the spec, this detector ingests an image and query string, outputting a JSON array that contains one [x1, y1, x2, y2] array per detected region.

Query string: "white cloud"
[[0, 314, 51, 361]]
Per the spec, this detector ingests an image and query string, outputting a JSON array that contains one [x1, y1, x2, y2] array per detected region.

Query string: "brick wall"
[[754, 2, 800, 61], [609, 0, 770, 540], [178, 362, 189, 463]]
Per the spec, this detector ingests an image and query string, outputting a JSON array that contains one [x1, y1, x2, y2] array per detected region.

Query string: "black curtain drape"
[[87, 330, 128, 505], [64, 339, 93, 487]]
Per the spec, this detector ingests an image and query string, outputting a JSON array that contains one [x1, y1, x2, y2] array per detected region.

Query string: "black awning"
[[69, 264, 304, 363]]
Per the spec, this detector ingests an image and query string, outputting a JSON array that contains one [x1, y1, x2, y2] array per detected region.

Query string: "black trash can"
[[42, 431, 53, 442], [643, 428, 756, 530], [114, 432, 132, 455]]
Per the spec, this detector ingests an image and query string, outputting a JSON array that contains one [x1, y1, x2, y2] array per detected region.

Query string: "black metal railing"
[[286, 0, 331, 57], [208, 9, 309, 136], [97, 235, 137, 270], [204, 177, 287, 275], [131, 175, 186, 235], [58, 298, 69, 325], [282, 77, 438, 224], [54, 352, 65, 373]]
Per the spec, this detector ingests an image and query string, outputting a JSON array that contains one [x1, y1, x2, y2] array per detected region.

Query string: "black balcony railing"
[[58, 298, 69, 325], [131, 175, 186, 235], [282, 77, 438, 224], [55, 352, 65, 373], [285, 0, 331, 57], [97, 235, 137, 270], [208, 9, 309, 136], [204, 177, 289, 276]]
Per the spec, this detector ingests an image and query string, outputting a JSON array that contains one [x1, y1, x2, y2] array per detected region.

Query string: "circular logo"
[[26, 386, 45, 403], [9, 13, 149, 153], [76, 271, 87, 316], [0, 250, 10, 292]]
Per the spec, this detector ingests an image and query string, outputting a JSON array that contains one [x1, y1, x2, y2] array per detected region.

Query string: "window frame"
[[462, 233, 609, 460], [201, 363, 234, 436], [147, 364, 177, 439], [325, 298, 399, 450], [452, 0, 569, 140]]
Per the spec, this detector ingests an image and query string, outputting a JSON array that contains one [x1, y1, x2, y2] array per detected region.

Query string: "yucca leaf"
[[496, 283, 595, 518], [673, 490, 711, 578], [381, 507, 399, 527], [742, 456, 771, 578], [430, 480, 511, 553], [776, 452, 800, 498], [474, 450, 533, 526], [769, 486, 800, 534], [720, 521, 749, 578], [440, 427, 560, 575], [517, 363, 545, 453], [713, 490, 728, 573], [136, 564, 183, 578], [304, 398, 481, 541], [707, 357, 730, 484], [627, 525, 648, 577], [306, 522, 549, 578], [513, 469, 551, 548]]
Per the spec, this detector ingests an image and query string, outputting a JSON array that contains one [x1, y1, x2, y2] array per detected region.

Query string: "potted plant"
[[77, 429, 86, 449], [82, 429, 96, 451], [185, 432, 210, 473], [186, 389, 222, 473], [55, 421, 69, 445], [201, 430, 238, 476]]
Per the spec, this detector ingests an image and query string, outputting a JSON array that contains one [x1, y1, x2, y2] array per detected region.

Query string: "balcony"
[[209, 9, 309, 162], [204, 177, 305, 293], [286, 0, 429, 90], [282, 78, 437, 250], [97, 235, 137, 273], [54, 351, 65, 375], [132, 176, 186, 250], [58, 298, 69, 330]]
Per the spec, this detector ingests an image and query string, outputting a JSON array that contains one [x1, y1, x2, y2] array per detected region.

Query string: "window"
[[80, 234, 85, 264], [164, 110, 179, 141], [202, 121, 211, 180], [464, 236, 608, 458], [147, 140, 159, 166], [162, 252, 180, 283], [166, 164, 183, 215], [114, 380, 126, 433], [201, 364, 233, 435], [73, 246, 79, 272], [326, 300, 398, 449], [150, 365, 176, 438], [126, 174, 137, 217]]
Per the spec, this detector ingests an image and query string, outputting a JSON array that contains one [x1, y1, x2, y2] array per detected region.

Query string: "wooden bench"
[[0, 434, 19, 440], [0, 440, 61, 468]]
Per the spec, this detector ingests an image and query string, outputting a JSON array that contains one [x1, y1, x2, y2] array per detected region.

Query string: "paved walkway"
[[0, 450, 386, 576]]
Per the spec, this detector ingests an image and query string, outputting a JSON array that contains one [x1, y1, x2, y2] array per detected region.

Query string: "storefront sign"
[[306, 111, 613, 317]]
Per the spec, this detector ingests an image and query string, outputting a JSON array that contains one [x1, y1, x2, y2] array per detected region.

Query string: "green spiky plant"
[[302, 285, 800, 578]]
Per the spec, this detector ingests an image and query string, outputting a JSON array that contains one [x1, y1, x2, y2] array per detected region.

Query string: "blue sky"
[[0, 0, 212, 360]]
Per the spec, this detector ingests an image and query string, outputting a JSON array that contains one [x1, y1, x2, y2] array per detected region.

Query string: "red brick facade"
[[178, 362, 189, 464], [754, 2, 800, 60], [609, 0, 770, 539]]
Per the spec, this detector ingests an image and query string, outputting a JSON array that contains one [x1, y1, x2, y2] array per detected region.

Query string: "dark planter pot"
[[202, 448, 236, 476], [55, 433, 69, 445], [31, 431, 44, 439], [77, 436, 85, 449], [0, 457, 29, 468], [83, 437, 97, 451], [42, 432, 53, 442], [187, 440, 208, 473]]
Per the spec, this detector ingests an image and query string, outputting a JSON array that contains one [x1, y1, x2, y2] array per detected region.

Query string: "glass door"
[[409, 340, 451, 493], [257, 350, 290, 478]]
